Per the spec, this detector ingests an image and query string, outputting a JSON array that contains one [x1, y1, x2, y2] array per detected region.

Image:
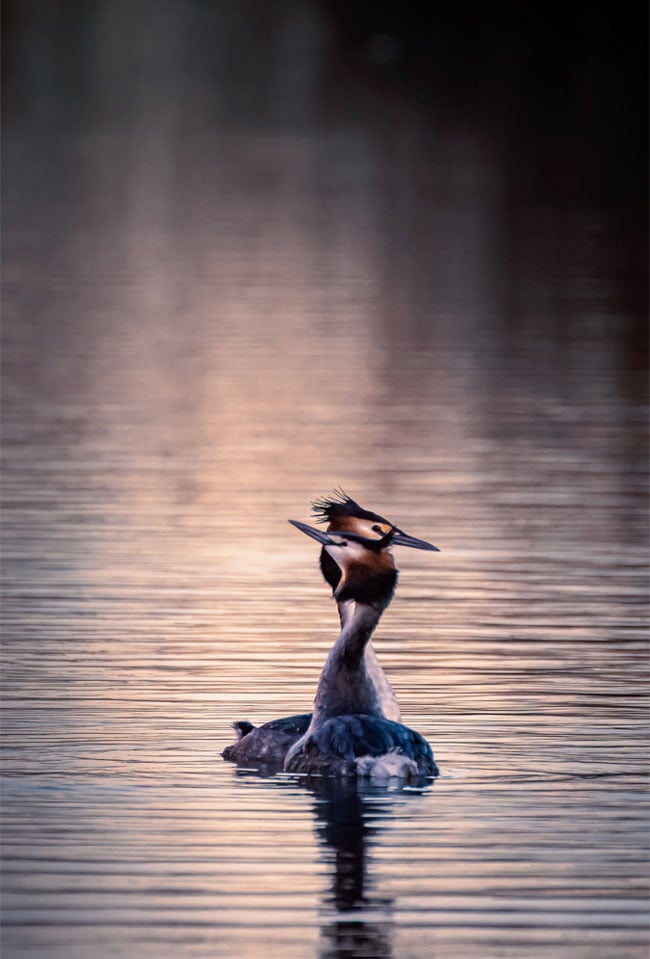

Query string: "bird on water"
[[222, 492, 440, 780]]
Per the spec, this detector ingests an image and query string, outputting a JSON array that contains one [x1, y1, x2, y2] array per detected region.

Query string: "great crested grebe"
[[222, 492, 439, 778]]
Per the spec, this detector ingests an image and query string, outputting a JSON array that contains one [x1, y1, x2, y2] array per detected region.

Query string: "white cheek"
[[346, 541, 366, 562], [325, 541, 365, 564]]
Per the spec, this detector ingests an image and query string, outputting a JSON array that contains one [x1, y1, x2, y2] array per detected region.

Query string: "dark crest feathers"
[[311, 488, 388, 526]]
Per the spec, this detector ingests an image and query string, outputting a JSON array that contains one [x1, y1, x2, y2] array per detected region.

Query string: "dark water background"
[[2, 3, 648, 958]]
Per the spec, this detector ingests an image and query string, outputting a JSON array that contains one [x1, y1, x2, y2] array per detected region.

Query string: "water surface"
[[2, 3, 648, 958]]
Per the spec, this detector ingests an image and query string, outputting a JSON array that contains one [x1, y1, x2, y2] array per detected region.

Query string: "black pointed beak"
[[289, 519, 439, 552], [288, 520, 336, 545], [392, 529, 440, 551], [288, 521, 391, 551]]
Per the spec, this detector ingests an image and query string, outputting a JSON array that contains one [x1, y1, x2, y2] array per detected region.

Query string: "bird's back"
[[285, 714, 438, 780], [222, 713, 311, 766]]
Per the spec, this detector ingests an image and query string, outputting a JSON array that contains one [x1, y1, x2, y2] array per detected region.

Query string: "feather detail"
[[285, 714, 438, 779], [311, 489, 389, 526]]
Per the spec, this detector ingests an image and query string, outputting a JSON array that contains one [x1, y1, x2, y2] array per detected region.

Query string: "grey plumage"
[[222, 713, 311, 765]]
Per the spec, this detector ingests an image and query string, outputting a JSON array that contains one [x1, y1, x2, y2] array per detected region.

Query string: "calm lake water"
[[2, 3, 648, 958]]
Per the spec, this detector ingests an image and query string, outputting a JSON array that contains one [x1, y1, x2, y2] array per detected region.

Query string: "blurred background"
[[2, 3, 648, 959]]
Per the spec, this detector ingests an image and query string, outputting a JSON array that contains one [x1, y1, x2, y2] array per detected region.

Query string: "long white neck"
[[310, 599, 398, 725]]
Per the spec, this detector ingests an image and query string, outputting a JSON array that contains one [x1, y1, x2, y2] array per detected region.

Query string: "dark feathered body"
[[222, 713, 311, 766], [285, 714, 438, 780]]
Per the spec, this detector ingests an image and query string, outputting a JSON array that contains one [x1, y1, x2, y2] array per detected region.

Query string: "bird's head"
[[289, 490, 439, 608]]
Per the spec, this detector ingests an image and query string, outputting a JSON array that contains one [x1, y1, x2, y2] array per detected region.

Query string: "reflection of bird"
[[223, 492, 439, 779], [311, 777, 387, 911], [311, 777, 396, 959]]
